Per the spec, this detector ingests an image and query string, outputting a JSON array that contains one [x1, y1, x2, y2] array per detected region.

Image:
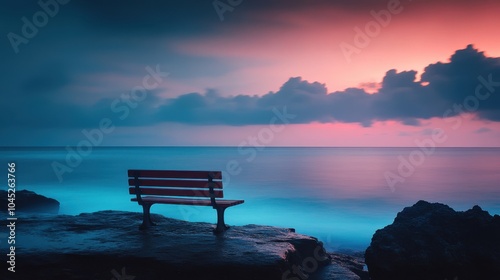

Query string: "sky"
[[1, 0, 500, 146]]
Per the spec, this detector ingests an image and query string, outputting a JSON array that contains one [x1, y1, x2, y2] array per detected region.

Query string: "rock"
[[311, 252, 369, 280], [365, 200, 500, 280], [0, 189, 59, 214], [0, 210, 333, 280]]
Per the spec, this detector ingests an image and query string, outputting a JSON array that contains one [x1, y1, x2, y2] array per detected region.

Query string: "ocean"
[[1, 147, 499, 251]]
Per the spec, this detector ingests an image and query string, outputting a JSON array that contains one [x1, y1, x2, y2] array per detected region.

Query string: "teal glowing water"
[[1, 147, 499, 251]]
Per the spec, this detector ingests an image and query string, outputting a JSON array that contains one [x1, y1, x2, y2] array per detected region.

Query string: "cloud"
[[2, 44, 500, 130], [150, 45, 500, 127]]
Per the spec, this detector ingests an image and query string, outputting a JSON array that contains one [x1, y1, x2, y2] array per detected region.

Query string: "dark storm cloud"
[[421, 46, 500, 120]]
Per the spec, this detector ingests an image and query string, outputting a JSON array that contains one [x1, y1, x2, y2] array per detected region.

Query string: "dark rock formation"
[[0, 210, 353, 280], [0, 189, 59, 214], [365, 200, 500, 280]]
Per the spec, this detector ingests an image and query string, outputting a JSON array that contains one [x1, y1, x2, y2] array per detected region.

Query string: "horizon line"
[[1, 145, 500, 149]]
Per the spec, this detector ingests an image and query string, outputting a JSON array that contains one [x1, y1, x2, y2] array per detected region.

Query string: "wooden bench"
[[128, 169, 244, 233]]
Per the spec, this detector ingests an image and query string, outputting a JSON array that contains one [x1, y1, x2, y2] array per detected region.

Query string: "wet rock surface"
[[311, 252, 369, 280], [0, 210, 362, 280], [365, 200, 500, 280]]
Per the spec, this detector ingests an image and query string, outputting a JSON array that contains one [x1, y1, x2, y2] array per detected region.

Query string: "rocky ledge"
[[0, 189, 60, 214], [0, 210, 365, 280], [365, 200, 500, 280]]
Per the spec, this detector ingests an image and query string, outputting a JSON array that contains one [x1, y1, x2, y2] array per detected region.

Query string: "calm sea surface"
[[1, 147, 499, 251]]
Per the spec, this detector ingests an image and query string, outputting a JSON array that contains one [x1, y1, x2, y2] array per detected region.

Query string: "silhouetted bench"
[[128, 169, 244, 233]]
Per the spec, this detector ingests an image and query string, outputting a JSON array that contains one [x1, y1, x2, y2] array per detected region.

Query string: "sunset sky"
[[2, 0, 500, 146]]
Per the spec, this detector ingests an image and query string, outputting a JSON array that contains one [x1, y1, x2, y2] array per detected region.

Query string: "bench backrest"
[[128, 170, 223, 204]]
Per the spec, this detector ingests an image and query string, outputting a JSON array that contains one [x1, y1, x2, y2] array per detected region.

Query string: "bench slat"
[[131, 196, 244, 207], [129, 187, 223, 198], [128, 179, 222, 189], [128, 170, 222, 179]]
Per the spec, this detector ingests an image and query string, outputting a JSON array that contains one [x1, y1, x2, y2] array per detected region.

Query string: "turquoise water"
[[1, 147, 499, 251]]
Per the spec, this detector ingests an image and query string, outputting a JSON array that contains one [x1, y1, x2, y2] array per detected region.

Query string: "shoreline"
[[0, 210, 367, 280], [4, 190, 497, 279]]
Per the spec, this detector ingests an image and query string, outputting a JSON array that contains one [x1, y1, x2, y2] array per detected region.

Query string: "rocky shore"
[[0, 208, 366, 280], [5, 190, 496, 280]]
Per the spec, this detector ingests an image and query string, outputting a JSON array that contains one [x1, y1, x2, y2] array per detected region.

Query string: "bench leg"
[[214, 206, 229, 233], [140, 203, 156, 230]]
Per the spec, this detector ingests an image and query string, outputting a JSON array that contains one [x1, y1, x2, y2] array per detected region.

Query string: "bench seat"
[[128, 169, 244, 233], [131, 196, 244, 207]]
